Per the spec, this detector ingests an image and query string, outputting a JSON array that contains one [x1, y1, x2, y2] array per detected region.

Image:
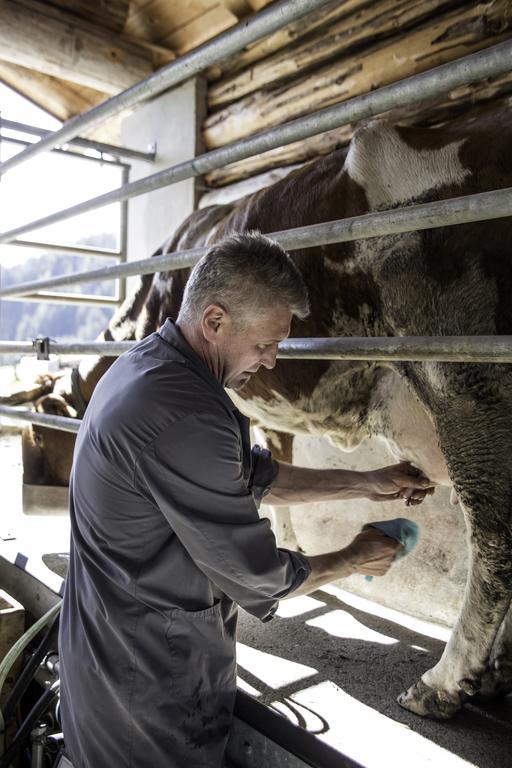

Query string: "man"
[[59, 233, 432, 768]]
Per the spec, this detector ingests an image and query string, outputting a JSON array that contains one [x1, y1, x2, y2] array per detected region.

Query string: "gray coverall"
[[58, 319, 310, 768]]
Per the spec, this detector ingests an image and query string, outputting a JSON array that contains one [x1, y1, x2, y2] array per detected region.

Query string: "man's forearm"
[[291, 550, 355, 596], [264, 459, 433, 506], [265, 461, 372, 506], [289, 528, 401, 597]]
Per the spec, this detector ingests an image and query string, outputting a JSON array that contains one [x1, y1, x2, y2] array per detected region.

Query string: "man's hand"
[[291, 526, 403, 596], [344, 527, 402, 576], [364, 461, 435, 506]]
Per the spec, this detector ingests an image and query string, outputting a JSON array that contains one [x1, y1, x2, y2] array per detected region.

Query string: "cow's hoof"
[[397, 679, 461, 720], [475, 660, 512, 702]]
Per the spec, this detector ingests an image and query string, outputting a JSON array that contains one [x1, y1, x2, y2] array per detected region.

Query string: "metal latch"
[[33, 337, 51, 360]]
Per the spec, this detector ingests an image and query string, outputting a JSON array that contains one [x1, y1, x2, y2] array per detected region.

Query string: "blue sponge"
[[362, 517, 419, 581]]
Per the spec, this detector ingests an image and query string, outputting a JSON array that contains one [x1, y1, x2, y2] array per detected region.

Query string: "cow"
[[2, 100, 512, 721]]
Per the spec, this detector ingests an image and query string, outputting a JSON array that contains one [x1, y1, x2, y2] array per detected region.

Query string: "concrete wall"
[[121, 77, 206, 281], [280, 435, 467, 627]]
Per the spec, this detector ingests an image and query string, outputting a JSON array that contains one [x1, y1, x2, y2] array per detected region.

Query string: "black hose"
[[2, 611, 60, 725], [0, 684, 59, 768]]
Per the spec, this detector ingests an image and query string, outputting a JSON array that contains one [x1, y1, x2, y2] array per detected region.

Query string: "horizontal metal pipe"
[[9, 240, 121, 258], [267, 187, 512, 250], [0, 341, 35, 355], [1, 337, 512, 363], [0, 0, 333, 178], [1, 39, 510, 244], [0, 135, 127, 167], [1, 292, 118, 306], [0, 340, 133, 356], [0, 186, 510, 298], [278, 336, 512, 363], [0, 118, 154, 162], [0, 405, 79, 433]]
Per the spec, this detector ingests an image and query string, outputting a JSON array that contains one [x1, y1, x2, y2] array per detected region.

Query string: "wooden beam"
[[208, 0, 463, 107], [0, 60, 105, 120], [220, 0, 252, 18], [206, 0, 372, 82], [125, 0, 238, 55], [160, 5, 238, 55], [0, 0, 172, 95], [199, 163, 303, 207], [44, 0, 130, 33], [0, 60, 124, 145], [205, 75, 512, 186], [203, 0, 512, 149], [247, 0, 275, 10]]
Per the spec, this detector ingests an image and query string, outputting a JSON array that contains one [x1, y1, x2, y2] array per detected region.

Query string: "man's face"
[[219, 305, 292, 390]]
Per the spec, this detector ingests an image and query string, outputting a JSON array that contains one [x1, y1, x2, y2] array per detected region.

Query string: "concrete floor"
[[2, 429, 511, 768], [237, 591, 512, 768]]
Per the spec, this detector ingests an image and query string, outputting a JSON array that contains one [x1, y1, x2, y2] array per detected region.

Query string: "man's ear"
[[201, 304, 230, 343]]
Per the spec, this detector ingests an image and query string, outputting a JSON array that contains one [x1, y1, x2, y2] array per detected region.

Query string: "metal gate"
[[0, 0, 511, 437]]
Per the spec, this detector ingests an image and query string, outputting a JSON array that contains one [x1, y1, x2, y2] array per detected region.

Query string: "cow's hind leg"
[[398, 391, 512, 719], [476, 600, 512, 701]]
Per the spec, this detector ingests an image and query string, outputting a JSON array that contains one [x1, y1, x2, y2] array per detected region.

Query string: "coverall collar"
[[158, 318, 238, 414]]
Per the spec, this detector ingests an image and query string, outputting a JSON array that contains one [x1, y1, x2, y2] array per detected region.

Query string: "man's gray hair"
[[178, 232, 309, 326]]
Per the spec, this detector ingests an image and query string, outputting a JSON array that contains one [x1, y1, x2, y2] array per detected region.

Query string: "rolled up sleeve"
[[134, 412, 310, 621], [249, 445, 278, 508]]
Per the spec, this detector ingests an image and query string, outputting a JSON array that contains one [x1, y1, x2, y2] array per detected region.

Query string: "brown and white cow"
[[3, 100, 512, 720]]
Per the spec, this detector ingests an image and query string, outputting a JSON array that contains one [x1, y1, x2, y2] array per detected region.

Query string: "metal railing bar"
[[0, 406, 79, 433], [1, 336, 512, 363], [8, 241, 122, 258], [0, 135, 129, 168], [0, 118, 155, 163], [0, 186, 510, 299], [0, 340, 133, 356], [0, 0, 334, 178], [0, 39, 510, 244], [277, 336, 512, 362], [1, 292, 118, 306], [117, 166, 129, 304]]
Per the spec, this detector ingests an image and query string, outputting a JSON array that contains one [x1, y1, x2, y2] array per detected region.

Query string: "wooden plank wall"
[[203, 0, 512, 187]]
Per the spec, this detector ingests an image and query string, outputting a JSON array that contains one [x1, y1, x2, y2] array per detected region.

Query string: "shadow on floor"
[[236, 589, 512, 768]]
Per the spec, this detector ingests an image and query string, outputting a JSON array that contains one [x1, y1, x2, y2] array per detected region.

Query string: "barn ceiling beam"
[[0, 59, 107, 122], [44, 0, 130, 33], [0, 0, 172, 95], [0, 0, 335, 177]]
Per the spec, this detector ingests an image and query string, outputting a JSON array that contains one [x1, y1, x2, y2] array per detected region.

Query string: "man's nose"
[[262, 346, 278, 369]]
